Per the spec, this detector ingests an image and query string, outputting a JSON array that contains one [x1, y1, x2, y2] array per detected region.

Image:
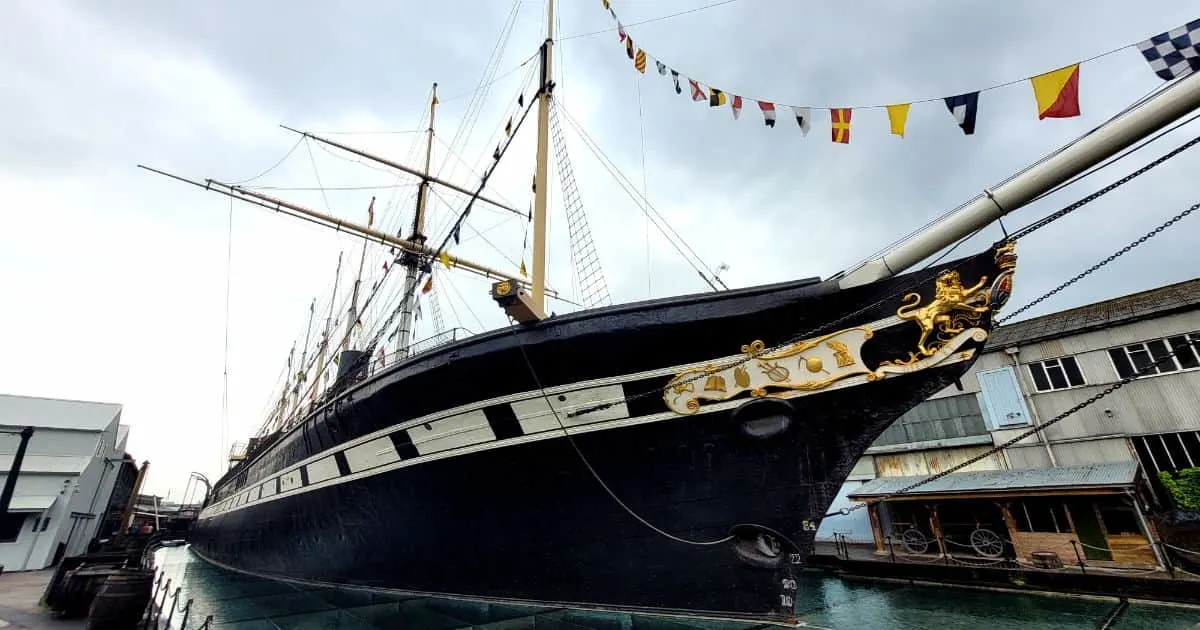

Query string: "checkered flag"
[[1138, 18, 1200, 81]]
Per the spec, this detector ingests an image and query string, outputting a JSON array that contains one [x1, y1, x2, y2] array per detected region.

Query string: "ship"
[[142, 3, 1200, 624]]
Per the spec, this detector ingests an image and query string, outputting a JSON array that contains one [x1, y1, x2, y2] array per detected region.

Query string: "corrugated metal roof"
[[847, 461, 1138, 499], [987, 277, 1200, 349]]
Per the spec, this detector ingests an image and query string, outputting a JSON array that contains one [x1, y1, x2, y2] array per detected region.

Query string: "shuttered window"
[[976, 367, 1032, 428]]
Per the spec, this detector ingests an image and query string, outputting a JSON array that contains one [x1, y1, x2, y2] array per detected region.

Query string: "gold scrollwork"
[[663, 327, 874, 414]]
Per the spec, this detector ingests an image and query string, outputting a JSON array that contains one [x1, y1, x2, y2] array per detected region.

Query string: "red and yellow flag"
[[1030, 64, 1080, 119], [831, 108, 852, 144], [634, 49, 647, 73]]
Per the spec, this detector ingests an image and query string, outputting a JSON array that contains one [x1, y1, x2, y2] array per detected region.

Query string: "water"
[[148, 547, 1200, 629]]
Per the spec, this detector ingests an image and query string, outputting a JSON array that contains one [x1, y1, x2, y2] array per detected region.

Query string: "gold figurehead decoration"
[[663, 328, 877, 415], [893, 270, 990, 360], [661, 241, 1017, 415], [989, 240, 1017, 312], [879, 240, 1016, 367]]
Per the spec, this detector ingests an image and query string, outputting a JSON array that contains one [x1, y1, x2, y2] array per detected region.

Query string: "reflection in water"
[[150, 547, 1200, 629]]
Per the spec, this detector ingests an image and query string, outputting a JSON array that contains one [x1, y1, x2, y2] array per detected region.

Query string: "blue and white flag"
[[944, 91, 980, 135], [1138, 18, 1200, 81]]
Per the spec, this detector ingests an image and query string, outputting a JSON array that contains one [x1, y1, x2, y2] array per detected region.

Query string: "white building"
[[0, 394, 130, 572], [818, 276, 1200, 561]]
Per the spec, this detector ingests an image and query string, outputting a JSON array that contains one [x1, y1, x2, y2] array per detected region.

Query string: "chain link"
[[830, 335, 1200, 517], [571, 134, 1200, 420], [1009, 134, 1200, 241], [998, 201, 1199, 323]]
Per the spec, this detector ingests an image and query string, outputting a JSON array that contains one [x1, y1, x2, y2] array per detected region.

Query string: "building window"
[[1108, 333, 1200, 379], [1, 513, 28, 543], [1132, 430, 1200, 475], [1028, 356, 1086, 392]]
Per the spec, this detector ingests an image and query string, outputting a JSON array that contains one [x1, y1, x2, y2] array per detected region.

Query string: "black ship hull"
[[192, 242, 1017, 623]]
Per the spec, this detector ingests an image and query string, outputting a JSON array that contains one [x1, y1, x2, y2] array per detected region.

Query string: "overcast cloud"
[[2, 0, 1199, 498]]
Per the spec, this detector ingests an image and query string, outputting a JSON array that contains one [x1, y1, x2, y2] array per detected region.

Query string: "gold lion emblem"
[[896, 270, 990, 358]]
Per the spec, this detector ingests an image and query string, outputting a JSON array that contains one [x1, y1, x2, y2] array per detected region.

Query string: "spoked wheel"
[[969, 527, 1005, 558], [901, 528, 929, 554]]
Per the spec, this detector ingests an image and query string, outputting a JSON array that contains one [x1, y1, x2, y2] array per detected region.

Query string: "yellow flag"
[[440, 250, 451, 269], [886, 103, 910, 138], [520, 260, 527, 277]]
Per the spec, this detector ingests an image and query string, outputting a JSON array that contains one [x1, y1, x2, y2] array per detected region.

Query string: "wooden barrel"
[[61, 567, 115, 618], [86, 569, 154, 630]]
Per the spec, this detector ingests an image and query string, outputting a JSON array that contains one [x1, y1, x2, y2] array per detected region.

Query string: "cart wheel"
[[901, 528, 929, 554], [969, 527, 1004, 558]]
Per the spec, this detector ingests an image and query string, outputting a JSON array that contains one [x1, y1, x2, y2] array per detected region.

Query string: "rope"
[[566, 133, 1200, 420], [507, 326, 735, 547], [219, 196, 234, 478]]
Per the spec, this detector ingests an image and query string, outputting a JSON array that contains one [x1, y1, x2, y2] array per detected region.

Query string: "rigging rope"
[[917, 113, 1200, 271], [228, 137, 304, 185], [557, 103, 723, 291], [557, 0, 743, 41], [850, 79, 1185, 270], [298, 82, 547, 418], [436, 0, 523, 182], [507, 325, 735, 547], [822, 199, 1200, 519], [636, 71, 652, 298], [565, 131, 1200, 419], [220, 196, 234, 472]]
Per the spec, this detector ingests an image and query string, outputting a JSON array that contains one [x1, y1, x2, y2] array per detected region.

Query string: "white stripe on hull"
[[199, 319, 982, 520]]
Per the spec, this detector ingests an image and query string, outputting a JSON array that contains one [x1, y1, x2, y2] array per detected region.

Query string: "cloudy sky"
[[2, 0, 1199, 498]]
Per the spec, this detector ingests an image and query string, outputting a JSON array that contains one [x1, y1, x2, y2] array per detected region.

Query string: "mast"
[[839, 70, 1200, 289], [275, 343, 294, 432], [530, 0, 555, 314], [311, 251, 343, 405], [395, 84, 439, 358], [346, 197, 374, 355], [290, 298, 316, 425]]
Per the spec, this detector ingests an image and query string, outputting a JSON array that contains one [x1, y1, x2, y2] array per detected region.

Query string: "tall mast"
[[345, 196, 374, 355], [395, 83, 438, 357], [530, 0, 555, 314], [290, 298, 316, 425], [838, 71, 1200, 289], [311, 251, 343, 405]]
